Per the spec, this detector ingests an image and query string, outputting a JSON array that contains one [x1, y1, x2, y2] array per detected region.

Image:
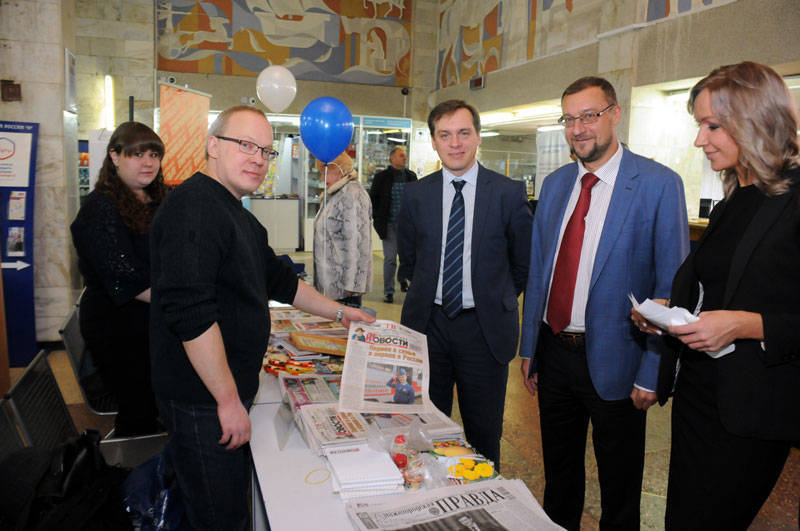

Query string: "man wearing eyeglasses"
[[150, 105, 374, 530], [518, 77, 689, 530]]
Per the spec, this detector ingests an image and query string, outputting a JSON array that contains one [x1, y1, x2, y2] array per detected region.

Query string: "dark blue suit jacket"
[[520, 148, 689, 399], [397, 164, 532, 364]]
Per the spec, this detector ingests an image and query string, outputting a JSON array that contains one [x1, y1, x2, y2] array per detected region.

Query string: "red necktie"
[[547, 173, 600, 334]]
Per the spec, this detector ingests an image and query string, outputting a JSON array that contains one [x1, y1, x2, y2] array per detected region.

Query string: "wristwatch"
[[335, 306, 344, 323]]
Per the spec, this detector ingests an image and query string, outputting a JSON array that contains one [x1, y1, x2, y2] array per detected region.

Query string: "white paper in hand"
[[628, 293, 698, 329], [628, 293, 735, 358]]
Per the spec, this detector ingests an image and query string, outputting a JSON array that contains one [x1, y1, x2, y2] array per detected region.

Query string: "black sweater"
[[150, 173, 298, 404]]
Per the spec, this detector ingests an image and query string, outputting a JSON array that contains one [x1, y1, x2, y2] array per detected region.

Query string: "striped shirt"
[[545, 142, 622, 333]]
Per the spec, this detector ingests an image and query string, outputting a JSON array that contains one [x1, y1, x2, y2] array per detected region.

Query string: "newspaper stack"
[[270, 306, 348, 338], [326, 443, 405, 500], [278, 373, 341, 414], [298, 403, 464, 455], [271, 337, 325, 361], [346, 478, 563, 530]]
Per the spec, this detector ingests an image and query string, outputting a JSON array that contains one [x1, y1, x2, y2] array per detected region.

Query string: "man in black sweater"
[[150, 106, 373, 531], [369, 146, 417, 303]]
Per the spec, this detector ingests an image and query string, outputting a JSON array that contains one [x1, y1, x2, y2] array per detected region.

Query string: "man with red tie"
[[518, 77, 689, 530]]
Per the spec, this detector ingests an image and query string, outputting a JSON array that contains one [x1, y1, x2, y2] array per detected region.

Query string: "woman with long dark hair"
[[71, 122, 168, 436]]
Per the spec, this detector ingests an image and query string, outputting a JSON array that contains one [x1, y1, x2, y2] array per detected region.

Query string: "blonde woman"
[[313, 152, 373, 307], [634, 61, 800, 528]]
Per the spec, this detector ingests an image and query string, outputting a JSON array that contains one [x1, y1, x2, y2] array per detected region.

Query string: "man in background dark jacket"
[[369, 146, 417, 302]]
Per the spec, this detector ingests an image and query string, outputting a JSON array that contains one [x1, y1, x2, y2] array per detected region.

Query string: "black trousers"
[[536, 324, 646, 531], [425, 306, 508, 467], [666, 351, 791, 530]]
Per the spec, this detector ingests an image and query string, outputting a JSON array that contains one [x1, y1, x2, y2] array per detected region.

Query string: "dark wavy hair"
[[688, 61, 800, 198], [95, 122, 168, 234]]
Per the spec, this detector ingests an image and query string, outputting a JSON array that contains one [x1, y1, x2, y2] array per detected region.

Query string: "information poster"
[[0, 121, 38, 366]]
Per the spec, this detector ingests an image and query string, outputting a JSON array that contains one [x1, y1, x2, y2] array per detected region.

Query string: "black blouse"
[[70, 190, 153, 339]]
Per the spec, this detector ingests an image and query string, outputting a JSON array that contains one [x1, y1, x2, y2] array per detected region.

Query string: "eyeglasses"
[[558, 104, 616, 127], [215, 135, 279, 161]]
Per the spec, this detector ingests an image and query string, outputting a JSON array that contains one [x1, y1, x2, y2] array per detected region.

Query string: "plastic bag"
[[122, 451, 184, 531]]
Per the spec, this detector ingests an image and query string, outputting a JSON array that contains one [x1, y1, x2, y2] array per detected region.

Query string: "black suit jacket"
[[396, 164, 532, 364], [657, 171, 800, 441], [369, 166, 417, 239]]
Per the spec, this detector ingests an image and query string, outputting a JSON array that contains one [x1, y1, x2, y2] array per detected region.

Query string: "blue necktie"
[[442, 180, 466, 319]]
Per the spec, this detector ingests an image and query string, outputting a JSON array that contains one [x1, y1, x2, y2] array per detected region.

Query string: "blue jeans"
[[157, 398, 253, 531]]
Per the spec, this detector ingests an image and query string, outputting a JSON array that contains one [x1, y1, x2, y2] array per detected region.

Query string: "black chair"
[[59, 304, 118, 416], [5, 350, 78, 449], [0, 398, 24, 462], [99, 432, 168, 469], [6, 350, 166, 469]]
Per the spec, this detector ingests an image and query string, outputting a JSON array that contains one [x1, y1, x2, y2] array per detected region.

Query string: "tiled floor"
[[26, 250, 799, 529]]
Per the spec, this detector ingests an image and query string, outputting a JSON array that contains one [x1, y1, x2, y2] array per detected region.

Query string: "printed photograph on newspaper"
[[339, 320, 430, 414]]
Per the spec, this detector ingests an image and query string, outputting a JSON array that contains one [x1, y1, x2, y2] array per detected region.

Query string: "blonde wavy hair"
[[688, 61, 800, 198]]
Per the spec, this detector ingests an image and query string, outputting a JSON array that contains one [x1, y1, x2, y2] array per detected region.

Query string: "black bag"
[[122, 451, 185, 531], [0, 430, 132, 530]]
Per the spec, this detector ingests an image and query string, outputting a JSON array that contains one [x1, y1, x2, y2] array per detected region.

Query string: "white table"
[[250, 373, 352, 530]]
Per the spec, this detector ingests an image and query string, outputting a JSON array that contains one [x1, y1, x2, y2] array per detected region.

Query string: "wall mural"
[[436, 0, 504, 89], [157, 0, 412, 86], [646, 0, 735, 21], [439, 0, 738, 90]]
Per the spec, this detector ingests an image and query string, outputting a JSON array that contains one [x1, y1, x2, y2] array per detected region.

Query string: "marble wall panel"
[[111, 57, 152, 77], [124, 39, 153, 61], [33, 185, 69, 240], [88, 37, 122, 57], [119, 22, 153, 41], [75, 37, 91, 56], [597, 32, 636, 75], [3, 82, 63, 137], [122, 1, 154, 22], [77, 55, 111, 75], [120, 76, 155, 102], [33, 236, 71, 289], [75, 17, 127, 39], [75, 0, 99, 17], [35, 1, 63, 45], [100, 0, 123, 21], [35, 135, 67, 188], [0, 1, 37, 42]]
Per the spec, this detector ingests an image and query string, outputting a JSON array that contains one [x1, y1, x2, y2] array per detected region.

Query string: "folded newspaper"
[[339, 320, 430, 414], [345, 478, 563, 530]]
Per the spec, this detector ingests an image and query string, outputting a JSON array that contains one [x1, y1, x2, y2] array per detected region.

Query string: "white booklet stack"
[[325, 443, 405, 500]]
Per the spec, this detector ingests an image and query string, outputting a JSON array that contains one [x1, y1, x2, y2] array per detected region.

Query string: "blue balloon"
[[300, 97, 354, 163]]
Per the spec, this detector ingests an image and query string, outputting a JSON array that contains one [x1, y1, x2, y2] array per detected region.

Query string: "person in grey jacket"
[[314, 151, 373, 307]]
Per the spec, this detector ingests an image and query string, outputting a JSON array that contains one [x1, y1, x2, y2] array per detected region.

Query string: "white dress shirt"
[[435, 162, 478, 308], [545, 142, 622, 332]]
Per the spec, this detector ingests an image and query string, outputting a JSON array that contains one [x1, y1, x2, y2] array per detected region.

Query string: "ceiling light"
[[480, 112, 514, 125]]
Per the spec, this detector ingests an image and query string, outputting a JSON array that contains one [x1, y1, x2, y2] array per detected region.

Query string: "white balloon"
[[256, 65, 297, 113]]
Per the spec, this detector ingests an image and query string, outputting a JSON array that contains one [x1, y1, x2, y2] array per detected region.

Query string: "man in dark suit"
[[397, 100, 532, 466], [518, 77, 689, 530], [370, 146, 417, 303]]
